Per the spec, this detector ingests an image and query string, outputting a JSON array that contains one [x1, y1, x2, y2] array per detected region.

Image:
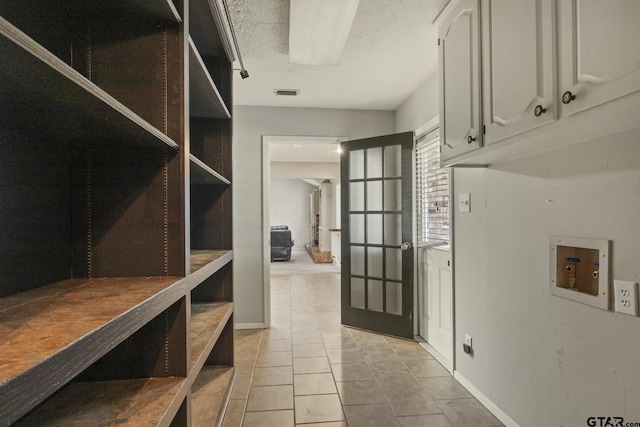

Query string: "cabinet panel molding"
[[482, 0, 555, 144]]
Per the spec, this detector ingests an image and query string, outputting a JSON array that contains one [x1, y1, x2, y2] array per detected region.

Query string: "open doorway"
[[261, 135, 346, 327]]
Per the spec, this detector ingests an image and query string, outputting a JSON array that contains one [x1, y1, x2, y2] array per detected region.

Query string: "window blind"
[[416, 128, 450, 245]]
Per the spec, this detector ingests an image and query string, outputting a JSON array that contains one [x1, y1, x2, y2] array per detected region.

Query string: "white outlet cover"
[[459, 193, 470, 213], [614, 280, 638, 316]]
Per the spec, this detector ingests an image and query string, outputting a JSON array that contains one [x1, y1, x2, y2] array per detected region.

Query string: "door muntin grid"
[[348, 145, 404, 315]]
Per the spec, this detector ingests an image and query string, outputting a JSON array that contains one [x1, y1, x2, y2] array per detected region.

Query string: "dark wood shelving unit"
[[0, 0, 236, 423]]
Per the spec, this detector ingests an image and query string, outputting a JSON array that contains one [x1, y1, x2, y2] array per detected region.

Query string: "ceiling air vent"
[[274, 89, 300, 96]]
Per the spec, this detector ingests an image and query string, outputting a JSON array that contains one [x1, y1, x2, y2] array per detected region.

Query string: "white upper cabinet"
[[439, 0, 482, 162], [559, 0, 640, 116], [482, 0, 555, 145], [438, 0, 640, 166]]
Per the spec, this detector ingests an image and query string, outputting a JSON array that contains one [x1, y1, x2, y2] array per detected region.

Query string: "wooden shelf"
[[0, 17, 179, 150], [190, 0, 234, 59], [191, 367, 236, 427], [190, 249, 233, 276], [189, 38, 231, 119], [15, 377, 186, 426], [0, 276, 185, 424], [190, 154, 231, 185], [191, 302, 233, 370]]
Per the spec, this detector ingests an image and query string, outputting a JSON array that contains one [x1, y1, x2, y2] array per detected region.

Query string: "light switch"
[[459, 193, 470, 213]]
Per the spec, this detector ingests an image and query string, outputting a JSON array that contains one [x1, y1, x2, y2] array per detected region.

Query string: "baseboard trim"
[[234, 323, 266, 330], [453, 371, 520, 427]]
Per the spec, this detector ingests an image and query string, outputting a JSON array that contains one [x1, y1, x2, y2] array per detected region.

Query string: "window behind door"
[[416, 129, 450, 246]]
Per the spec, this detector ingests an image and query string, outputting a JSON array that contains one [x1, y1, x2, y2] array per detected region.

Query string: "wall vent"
[[274, 89, 300, 96]]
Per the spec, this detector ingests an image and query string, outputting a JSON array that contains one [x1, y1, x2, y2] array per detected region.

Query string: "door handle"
[[401, 242, 412, 251]]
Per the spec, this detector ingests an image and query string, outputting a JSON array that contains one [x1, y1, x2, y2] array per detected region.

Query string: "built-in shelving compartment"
[[189, 263, 235, 426], [0, 137, 184, 298], [190, 0, 234, 59], [190, 250, 233, 277], [0, 18, 178, 150], [1, 278, 185, 424], [15, 297, 188, 425], [191, 302, 234, 370], [191, 366, 235, 426], [16, 377, 186, 426], [0, 2, 183, 148], [189, 38, 231, 119]]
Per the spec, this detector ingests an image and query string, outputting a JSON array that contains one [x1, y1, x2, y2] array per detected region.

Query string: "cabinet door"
[[439, 0, 482, 162], [559, 0, 640, 116], [482, 0, 555, 145]]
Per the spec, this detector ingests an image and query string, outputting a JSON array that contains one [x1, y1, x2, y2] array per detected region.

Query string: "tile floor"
[[222, 250, 503, 427]]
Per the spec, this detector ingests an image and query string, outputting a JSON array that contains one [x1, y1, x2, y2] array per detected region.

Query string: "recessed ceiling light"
[[275, 89, 300, 96]]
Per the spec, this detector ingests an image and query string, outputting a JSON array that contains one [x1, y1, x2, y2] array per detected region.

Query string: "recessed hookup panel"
[[549, 236, 610, 310]]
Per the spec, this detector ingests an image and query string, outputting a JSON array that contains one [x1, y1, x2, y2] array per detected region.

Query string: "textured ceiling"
[[227, 0, 448, 110]]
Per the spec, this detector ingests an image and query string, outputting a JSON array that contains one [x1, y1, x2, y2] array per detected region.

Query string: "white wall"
[[454, 130, 640, 426], [271, 161, 340, 180], [233, 106, 395, 326], [269, 179, 314, 249], [394, 68, 640, 425], [395, 73, 439, 133]]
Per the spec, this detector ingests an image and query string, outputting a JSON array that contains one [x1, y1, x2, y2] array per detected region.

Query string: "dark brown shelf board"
[[0, 276, 185, 424], [15, 377, 186, 426], [189, 249, 233, 278], [191, 367, 236, 427], [190, 0, 235, 60], [91, 0, 183, 25], [0, 17, 179, 150], [190, 154, 231, 185], [189, 37, 231, 119], [190, 302, 233, 370]]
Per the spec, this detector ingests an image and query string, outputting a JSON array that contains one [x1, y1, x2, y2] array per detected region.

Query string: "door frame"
[[261, 135, 347, 328], [413, 116, 456, 373]]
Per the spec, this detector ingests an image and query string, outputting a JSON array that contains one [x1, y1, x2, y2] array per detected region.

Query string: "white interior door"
[[421, 246, 453, 368]]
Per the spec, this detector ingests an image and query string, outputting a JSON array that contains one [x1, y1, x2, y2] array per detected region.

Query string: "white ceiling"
[[227, 0, 448, 110]]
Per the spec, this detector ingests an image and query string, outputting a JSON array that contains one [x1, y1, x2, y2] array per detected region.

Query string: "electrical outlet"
[[463, 334, 473, 355], [614, 280, 638, 316]]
